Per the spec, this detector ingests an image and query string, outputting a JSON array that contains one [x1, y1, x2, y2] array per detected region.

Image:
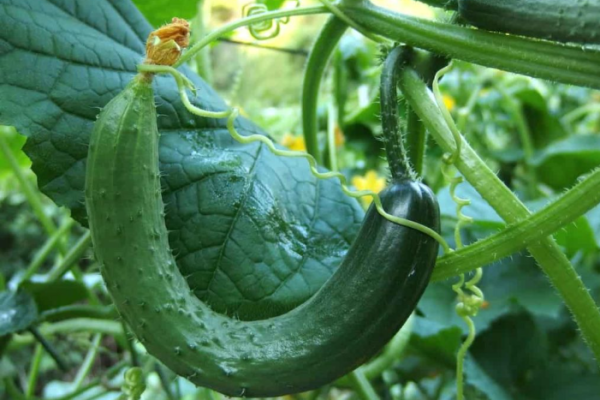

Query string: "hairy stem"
[[405, 106, 426, 176], [433, 167, 600, 281], [340, 2, 600, 90], [400, 67, 600, 363], [380, 46, 413, 180]]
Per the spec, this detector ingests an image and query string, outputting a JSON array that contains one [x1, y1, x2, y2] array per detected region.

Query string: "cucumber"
[[85, 74, 440, 396], [415, 0, 600, 44], [459, 0, 600, 44]]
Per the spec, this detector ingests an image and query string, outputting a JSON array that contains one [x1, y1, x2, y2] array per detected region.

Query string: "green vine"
[[433, 167, 600, 281], [399, 66, 600, 365]]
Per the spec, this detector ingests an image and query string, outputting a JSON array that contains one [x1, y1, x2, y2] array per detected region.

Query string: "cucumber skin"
[[85, 76, 440, 396], [458, 0, 600, 44]]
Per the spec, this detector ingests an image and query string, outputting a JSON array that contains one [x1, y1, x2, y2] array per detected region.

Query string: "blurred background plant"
[[1, 0, 600, 399]]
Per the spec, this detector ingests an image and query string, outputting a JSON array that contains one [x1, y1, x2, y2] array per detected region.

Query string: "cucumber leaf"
[[20, 280, 89, 312], [531, 135, 600, 190], [0, 290, 38, 336], [0, 0, 363, 320]]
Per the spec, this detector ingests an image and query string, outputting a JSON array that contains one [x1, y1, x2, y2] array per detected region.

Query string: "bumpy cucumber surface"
[[85, 75, 440, 397], [414, 0, 600, 44], [458, 0, 600, 44]]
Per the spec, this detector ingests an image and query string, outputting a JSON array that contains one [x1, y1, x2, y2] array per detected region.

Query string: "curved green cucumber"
[[418, 0, 600, 44], [85, 75, 440, 396]]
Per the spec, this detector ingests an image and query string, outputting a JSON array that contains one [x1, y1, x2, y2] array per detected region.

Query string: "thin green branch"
[[155, 364, 176, 400], [17, 219, 75, 287], [10, 319, 124, 351], [176, 5, 328, 67], [29, 327, 68, 372], [562, 103, 600, 125], [73, 334, 103, 389], [302, 16, 348, 162], [348, 369, 379, 400], [399, 68, 600, 363], [0, 127, 66, 254], [26, 344, 44, 399], [47, 232, 91, 282]]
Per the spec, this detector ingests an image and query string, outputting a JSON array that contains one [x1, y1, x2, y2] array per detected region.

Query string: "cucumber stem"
[[433, 167, 600, 281], [380, 47, 414, 181], [399, 67, 600, 365], [405, 106, 427, 176]]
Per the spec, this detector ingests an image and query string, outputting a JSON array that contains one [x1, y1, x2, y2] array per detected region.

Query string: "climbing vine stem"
[[433, 167, 600, 281], [399, 67, 600, 365]]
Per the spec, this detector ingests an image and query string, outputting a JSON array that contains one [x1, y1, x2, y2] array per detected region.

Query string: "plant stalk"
[[400, 67, 600, 363], [433, 167, 600, 281]]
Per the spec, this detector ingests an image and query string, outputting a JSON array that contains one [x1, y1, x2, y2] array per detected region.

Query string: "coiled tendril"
[[433, 63, 484, 400], [242, 1, 300, 40]]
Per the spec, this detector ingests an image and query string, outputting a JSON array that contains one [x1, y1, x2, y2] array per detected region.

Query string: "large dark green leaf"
[[531, 135, 600, 190], [0, 290, 38, 335], [21, 280, 89, 312], [0, 0, 363, 320], [469, 313, 600, 400]]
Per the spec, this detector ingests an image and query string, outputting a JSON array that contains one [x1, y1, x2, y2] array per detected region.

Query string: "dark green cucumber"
[[85, 74, 440, 397], [416, 0, 600, 44], [459, 0, 600, 44]]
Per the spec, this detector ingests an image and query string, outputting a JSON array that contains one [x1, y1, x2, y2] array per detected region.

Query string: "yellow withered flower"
[[145, 18, 190, 66]]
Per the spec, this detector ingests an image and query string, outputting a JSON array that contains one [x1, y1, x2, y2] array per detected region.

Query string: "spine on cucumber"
[[84, 73, 440, 396]]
